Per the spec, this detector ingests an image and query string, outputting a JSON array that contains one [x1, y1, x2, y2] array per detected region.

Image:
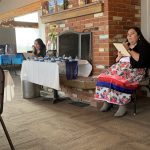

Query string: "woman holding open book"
[[95, 27, 150, 117]]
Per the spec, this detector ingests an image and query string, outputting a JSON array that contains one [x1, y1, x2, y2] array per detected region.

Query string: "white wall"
[[0, 0, 39, 13], [38, 10, 46, 44], [141, 0, 150, 42]]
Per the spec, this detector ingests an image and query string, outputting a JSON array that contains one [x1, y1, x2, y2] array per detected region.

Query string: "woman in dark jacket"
[[33, 38, 46, 58], [95, 27, 150, 117]]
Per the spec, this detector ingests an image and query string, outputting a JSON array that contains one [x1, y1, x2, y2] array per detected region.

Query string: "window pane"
[[15, 27, 39, 52]]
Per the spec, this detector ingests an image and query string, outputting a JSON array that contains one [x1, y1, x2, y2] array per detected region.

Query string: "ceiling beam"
[[0, 21, 38, 28]]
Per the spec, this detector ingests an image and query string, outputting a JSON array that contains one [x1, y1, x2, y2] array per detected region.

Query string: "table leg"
[[52, 89, 59, 104], [12, 64, 17, 75]]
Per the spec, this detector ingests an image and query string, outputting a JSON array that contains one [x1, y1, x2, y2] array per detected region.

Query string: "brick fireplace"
[[41, 0, 141, 106]]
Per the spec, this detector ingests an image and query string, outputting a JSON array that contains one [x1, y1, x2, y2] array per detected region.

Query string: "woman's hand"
[[116, 51, 123, 62], [123, 42, 130, 51], [37, 49, 40, 54], [118, 51, 123, 57], [123, 42, 140, 61]]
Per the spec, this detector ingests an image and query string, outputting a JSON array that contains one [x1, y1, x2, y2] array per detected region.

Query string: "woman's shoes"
[[114, 105, 127, 117], [100, 102, 127, 117], [100, 101, 113, 112]]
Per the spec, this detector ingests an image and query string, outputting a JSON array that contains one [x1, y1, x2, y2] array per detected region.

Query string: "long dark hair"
[[34, 38, 46, 55], [128, 27, 150, 46]]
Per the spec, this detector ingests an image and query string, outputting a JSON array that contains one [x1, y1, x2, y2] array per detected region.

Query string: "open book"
[[113, 43, 131, 57]]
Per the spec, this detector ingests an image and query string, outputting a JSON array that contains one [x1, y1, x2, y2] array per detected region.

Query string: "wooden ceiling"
[[0, 1, 41, 21]]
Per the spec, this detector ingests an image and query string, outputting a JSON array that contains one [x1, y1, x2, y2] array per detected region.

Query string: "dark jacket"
[[34, 46, 46, 58], [130, 41, 150, 68], [36, 49, 46, 57]]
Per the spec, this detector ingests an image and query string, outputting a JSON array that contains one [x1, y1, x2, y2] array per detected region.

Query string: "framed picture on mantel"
[[49, 0, 68, 14], [57, 0, 64, 12], [49, 0, 56, 14]]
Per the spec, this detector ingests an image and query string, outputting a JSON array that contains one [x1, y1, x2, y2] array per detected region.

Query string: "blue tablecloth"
[[0, 54, 24, 65]]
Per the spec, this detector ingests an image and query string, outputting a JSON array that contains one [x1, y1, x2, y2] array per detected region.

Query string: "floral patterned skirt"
[[95, 62, 145, 105]]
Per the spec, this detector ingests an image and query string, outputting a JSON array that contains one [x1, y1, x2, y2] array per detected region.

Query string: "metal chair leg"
[[134, 98, 136, 116], [132, 91, 137, 116], [0, 116, 15, 150]]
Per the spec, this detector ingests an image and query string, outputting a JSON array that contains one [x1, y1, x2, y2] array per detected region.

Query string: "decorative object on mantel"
[[87, 0, 97, 3], [78, 0, 94, 6], [42, 1, 49, 15], [48, 0, 68, 13], [49, 0, 57, 14], [41, 1, 103, 24], [92, 0, 99, 2], [57, 0, 64, 11], [64, 0, 69, 10], [78, 0, 86, 6]]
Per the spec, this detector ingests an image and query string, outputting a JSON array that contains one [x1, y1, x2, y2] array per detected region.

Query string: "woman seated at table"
[[95, 27, 150, 117], [33, 38, 46, 58]]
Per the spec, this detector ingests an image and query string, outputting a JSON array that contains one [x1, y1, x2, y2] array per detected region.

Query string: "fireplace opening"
[[58, 31, 92, 61], [58, 32, 79, 58]]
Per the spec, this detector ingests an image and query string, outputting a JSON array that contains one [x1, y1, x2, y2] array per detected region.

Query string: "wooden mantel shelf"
[[41, 2, 103, 24]]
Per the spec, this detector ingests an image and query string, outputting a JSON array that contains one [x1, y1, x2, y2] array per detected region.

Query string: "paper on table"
[[113, 43, 131, 57], [23, 53, 33, 59]]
